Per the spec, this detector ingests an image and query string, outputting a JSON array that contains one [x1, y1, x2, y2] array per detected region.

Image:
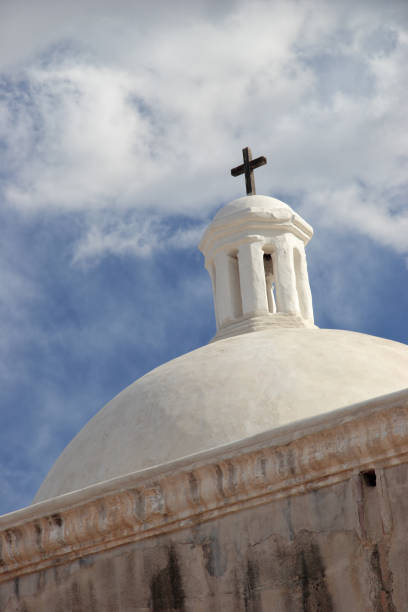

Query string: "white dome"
[[34, 328, 408, 502], [213, 194, 294, 221]]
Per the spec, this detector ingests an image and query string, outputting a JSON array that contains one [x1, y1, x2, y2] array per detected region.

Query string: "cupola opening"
[[263, 252, 277, 314]]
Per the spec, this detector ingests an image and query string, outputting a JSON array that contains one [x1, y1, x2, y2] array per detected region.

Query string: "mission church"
[[1, 149, 408, 610]]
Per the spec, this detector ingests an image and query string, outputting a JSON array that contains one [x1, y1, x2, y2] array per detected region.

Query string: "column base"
[[212, 313, 317, 342]]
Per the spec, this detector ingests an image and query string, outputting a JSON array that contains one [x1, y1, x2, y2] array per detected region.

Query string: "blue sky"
[[0, 0, 407, 515]]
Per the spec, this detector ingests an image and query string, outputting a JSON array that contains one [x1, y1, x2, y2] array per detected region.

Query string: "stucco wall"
[[1, 461, 407, 611]]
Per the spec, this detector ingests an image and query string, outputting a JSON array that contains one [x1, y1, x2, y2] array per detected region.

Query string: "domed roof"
[[34, 328, 408, 502], [213, 194, 293, 221]]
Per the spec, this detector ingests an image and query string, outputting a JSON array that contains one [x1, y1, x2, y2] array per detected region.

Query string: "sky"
[[0, 0, 407, 515]]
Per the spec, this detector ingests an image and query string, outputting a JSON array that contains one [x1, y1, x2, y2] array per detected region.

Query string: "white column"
[[207, 262, 220, 331], [226, 254, 243, 319], [214, 251, 238, 327], [274, 237, 300, 314], [294, 246, 314, 322], [238, 242, 269, 315]]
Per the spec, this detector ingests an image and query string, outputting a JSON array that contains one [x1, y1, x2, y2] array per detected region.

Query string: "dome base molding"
[[212, 312, 316, 341]]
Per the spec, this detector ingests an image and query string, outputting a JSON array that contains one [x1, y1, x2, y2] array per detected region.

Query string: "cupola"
[[199, 194, 315, 340]]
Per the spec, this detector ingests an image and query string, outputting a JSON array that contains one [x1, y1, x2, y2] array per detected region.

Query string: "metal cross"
[[230, 146, 267, 195]]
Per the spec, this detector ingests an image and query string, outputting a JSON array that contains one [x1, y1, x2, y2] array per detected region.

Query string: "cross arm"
[[230, 155, 267, 177], [231, 164, 246, 177], [250, 156, 267, 170]]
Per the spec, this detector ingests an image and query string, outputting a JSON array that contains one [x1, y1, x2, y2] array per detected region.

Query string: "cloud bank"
[[0, 0, 407, 261]]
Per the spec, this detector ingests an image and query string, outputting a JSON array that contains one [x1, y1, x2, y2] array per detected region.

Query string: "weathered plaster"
[[1, 389, 408, 610]]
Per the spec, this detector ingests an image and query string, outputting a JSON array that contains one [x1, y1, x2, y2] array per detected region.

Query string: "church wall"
[[1, 460, 407, 611], [1, 389, 408, 611]]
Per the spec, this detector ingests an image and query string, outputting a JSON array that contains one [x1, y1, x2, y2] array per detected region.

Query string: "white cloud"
[[303, 184, 408, 254], [72, 209, 207, 263]]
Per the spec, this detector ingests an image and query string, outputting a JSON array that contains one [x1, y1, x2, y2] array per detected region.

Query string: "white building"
[[1, 193, 408, 611]]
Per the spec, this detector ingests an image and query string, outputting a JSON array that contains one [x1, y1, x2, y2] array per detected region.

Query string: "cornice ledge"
[[199, 211, 312, 256], [1, 388, 408, 582], [211, 313, 316, 341]]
